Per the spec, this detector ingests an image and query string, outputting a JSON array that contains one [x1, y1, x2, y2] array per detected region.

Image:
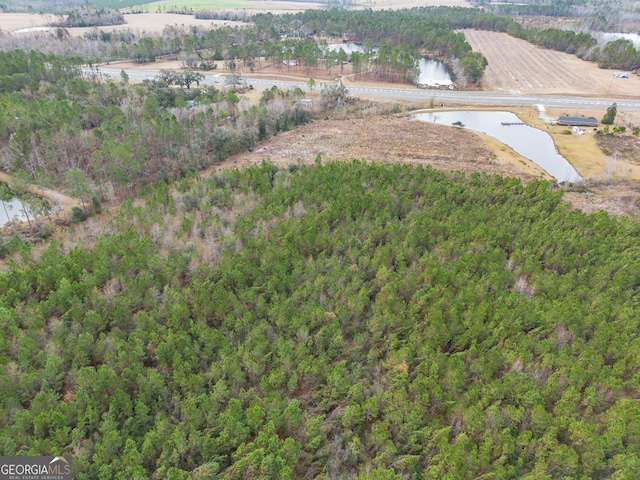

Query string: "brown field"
[[463, 29, 640, 98], [0, 12, 248, 36], [214, 113, 549, 182], [0, 0, 470, 36]]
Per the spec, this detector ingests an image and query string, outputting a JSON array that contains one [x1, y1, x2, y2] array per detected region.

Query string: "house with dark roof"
[[556, 116, 598, 127]]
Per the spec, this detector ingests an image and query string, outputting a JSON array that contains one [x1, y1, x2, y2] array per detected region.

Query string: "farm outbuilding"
[[556, 116, 599, 127]]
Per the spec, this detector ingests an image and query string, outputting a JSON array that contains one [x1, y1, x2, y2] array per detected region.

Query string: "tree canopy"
[[2, 161, 640, 478]]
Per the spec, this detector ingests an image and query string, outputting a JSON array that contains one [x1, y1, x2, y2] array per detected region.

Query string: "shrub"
[[72, 206, 88, 223]]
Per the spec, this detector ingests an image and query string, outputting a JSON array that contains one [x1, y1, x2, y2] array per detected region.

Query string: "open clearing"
[[0, 0, 469, 35], [215, 110, 640, 217], [135, 0, 469, 13], [0, 12, 248, 36], [215, 114, 549, 181], [463, 29, 640, 97]]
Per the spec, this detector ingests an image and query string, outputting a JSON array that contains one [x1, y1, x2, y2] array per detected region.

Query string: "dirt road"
[[0, 172, 79, 219]]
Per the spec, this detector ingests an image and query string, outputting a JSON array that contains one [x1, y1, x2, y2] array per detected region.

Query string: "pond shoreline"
[[411, 107, 583, 183]]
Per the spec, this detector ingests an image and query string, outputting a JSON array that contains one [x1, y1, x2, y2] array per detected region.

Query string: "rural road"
[[95, 66, 640, 111]]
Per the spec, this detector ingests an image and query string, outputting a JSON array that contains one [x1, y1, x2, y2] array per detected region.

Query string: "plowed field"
[[462, 29, 640, 97]]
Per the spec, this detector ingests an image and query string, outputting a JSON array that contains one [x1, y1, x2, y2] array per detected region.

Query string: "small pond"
[[0, 197, 30, 226], [328, 46, 453, 86], [412, 110, 582, 183], [328, 43, 368, 55], [416, 58, 453, 87], [594, 32, 640, 49]]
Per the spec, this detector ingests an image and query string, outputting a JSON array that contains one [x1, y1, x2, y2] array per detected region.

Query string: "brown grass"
[[1, 0, 470, 36], [211, 111, 547, 182], [526, 106, 640, 182], [463, 29, 640, 98], [595, 134, 640, 165], [212, 100, 640, 217], [0, 12, 248, 36]]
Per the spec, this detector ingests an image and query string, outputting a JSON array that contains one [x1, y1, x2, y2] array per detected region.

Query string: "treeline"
[[419, 5, 639, 68], [510, 27, 639, 68], [0, 0, 154, 12], [49, 7, 124, 28], [194, 10, 255, 22], [2, 162, 640, 477], [597, 38, 640, 70], [0, 7, 638, 83], [507, 22, 597, 56], [252, 6, 514, 40], [254, 8, 488, 84], [253, 6, 626, 77], [492, 4, 579, 17], [472, 0, 640, 24], [0, 51, 313, 202], [0, 8, 488, 86], [180, 8, 486, 85], [0, 50, 82, 93]]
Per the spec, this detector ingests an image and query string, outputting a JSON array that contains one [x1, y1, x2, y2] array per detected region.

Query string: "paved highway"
[[96, 66, 640, 111]]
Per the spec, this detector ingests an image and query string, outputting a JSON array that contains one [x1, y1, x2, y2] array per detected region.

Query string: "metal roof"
[[557, 116, 598, 126]]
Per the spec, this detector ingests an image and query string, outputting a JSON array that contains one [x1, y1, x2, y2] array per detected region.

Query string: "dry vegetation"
[[213, 98, 640, 217], [563, 181, 640, 217], [0, 0, 471, 36], [0, 12, 248, 36], [3, 8, 640, 220], [595, 135, 640, 164], [463, 29, 640, 97], [214, 113, 548, 182]]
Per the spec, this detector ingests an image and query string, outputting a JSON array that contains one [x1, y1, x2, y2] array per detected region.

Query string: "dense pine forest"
[[1, 161, 640, 478], [2, 3, 640, 477]]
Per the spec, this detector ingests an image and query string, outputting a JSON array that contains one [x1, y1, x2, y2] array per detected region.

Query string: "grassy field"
[[1, 0, 156, 12], [128, 0, 260, 11], [127, 0, 467, 13]]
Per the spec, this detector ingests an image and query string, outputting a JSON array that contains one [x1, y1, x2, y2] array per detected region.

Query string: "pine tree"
[[601, 102, 617, 125]]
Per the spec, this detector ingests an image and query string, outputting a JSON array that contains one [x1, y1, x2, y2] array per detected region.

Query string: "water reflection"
[[328, 43, 366, 55], [416, 59, 453, 87], [593, 32, 640, 49], [328, 45, 453, 87], [0, 197, 29, 226], [413, 110, 582, 183]]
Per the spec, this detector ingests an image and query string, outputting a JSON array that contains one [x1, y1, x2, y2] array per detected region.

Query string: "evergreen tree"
[[601, 102, 617, 125]]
